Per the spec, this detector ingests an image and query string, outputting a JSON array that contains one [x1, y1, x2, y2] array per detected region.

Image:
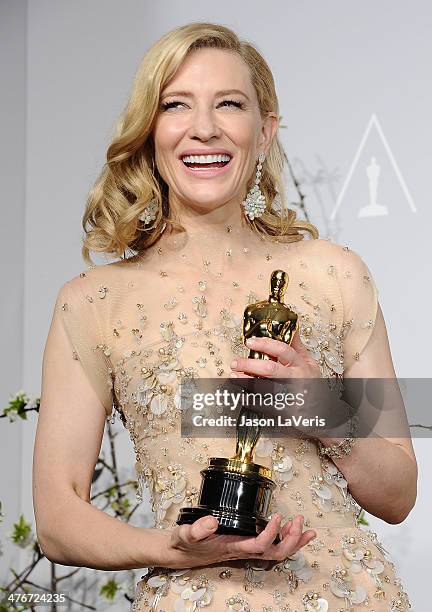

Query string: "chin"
[[181, 193, 231, 208]]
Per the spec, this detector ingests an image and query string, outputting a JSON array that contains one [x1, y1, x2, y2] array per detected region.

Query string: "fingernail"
[[204, 517, 217, 529], [230, 360, 238, 368]]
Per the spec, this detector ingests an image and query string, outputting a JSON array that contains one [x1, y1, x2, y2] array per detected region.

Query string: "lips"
[[182, 157, 231, 170], [178, 149, 233, 159], [179, 156, 233, 178]]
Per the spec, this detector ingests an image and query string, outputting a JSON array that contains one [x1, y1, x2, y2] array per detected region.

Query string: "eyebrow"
[[160, 89, 251, 102]]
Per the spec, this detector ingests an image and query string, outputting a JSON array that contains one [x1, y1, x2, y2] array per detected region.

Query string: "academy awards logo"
[[330, 113, 417, 220]]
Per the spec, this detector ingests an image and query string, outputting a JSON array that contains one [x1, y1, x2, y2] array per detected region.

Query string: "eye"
[[160, 100, 184, 111], [159, 99, 245, 111], [219, 99, 245, 109]]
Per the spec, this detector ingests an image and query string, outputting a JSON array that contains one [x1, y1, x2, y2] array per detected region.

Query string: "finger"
[[281, 515, 316, 545], [172, 515, 218, 547], [231, 357, 293, 378], [252, 513, 282, 553], [245, 336, 303, 368], [229, 371, 254, 379], [189, 515, 219, 542], [226, 513, 281, 557], [286, 528, 317, 554], [280, 519, 293, 539], [274, 517, 316, 558], [299, 529, 317, 546], [274, 514, 304, 550], [242, 339, 303, 372]]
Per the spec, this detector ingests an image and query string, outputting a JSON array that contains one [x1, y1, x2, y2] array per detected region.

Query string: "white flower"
[[173, 577, 213, 611], [273, 455, 294, 483]]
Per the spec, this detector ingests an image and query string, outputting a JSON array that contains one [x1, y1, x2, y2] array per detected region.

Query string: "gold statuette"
[[177, 270, 297, 536]]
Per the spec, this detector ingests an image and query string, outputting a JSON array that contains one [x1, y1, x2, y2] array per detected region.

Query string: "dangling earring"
[[138, 200, 158, 225], [242, 152, 267, 220]]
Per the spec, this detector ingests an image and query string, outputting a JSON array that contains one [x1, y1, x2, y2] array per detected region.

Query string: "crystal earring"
[[138, 199, 158, 225], [242, 152, 267, 220]]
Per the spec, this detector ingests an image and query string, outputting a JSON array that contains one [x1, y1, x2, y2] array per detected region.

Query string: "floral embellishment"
[[98, 285, 108, 299], [243, 560, 268, 592], [341, 535, 384, 575], [145, 569, 192, 610], [214, 308, 247, 356], [390, 590, 412, 611], [171, 572, 214, 610], [296, 312, 344, 377], [321, 460, 348, 495], [164, 296, 178, 310], [192, 295, 207, 318], [153, 463, 187, 524], [301, 590, 328, 611], [309, 475, 333, 512], [178, 312, 188, 325], [276, 549, 314, 583], [273, 454, 294, 485], [329, 567, 367, 605], [225, 593, 250, 611]]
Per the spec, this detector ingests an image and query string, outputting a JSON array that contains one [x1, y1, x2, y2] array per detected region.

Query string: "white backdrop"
[[1, 0, 430, 608]]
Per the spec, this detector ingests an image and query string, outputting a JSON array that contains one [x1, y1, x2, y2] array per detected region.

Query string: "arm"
[[33, 281, 315, 570], [317, 303, 418, 524], [232, 245, 418, 524], [33, 285, 169, 569]]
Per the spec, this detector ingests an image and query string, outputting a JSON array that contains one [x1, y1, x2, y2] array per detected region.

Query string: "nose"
[[188, 105, 222, 141]]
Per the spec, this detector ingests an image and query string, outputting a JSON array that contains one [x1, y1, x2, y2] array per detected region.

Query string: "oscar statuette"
[[177, 270, 298, 536]]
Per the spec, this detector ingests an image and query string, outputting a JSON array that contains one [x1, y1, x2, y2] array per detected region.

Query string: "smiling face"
[[152, 48, 277, 217]]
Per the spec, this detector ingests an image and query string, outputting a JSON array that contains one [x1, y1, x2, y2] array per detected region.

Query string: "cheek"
[[226, 116, 260, 150], [153, 120, 184, 154]]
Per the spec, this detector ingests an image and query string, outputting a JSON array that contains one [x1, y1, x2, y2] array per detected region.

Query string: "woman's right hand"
[[160, 513, 316, 569]]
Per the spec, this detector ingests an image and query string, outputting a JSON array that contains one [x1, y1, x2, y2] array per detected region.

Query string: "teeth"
[[181, 154, 231, 164]]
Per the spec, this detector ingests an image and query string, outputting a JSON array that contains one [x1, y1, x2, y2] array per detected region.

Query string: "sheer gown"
[[44, 208, 412, 611]]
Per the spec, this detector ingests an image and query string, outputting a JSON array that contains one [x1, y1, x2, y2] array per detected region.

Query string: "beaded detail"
[[57, 225, 410, 611]]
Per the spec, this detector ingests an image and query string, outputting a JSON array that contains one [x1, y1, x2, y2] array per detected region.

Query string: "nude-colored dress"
[[46, 210, 412, 612]]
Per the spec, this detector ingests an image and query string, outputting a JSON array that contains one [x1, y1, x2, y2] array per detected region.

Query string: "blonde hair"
[[82, 22, 319, 265]]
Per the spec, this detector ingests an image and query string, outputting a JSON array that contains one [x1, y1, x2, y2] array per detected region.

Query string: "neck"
[[153, 199, 264, 278], [169, 198, 247, 238]]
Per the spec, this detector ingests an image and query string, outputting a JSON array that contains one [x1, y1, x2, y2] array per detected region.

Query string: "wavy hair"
[[82, 22, 319, 265]]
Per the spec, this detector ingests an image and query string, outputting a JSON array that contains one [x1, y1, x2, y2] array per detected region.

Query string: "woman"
[[33, 22, 416, 611]]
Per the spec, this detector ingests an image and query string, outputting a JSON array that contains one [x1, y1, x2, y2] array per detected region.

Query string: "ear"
[[260, 112, 278, 154]]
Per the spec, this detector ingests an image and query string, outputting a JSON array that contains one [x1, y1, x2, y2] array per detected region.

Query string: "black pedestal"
[[177, 458, 277, 537]]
